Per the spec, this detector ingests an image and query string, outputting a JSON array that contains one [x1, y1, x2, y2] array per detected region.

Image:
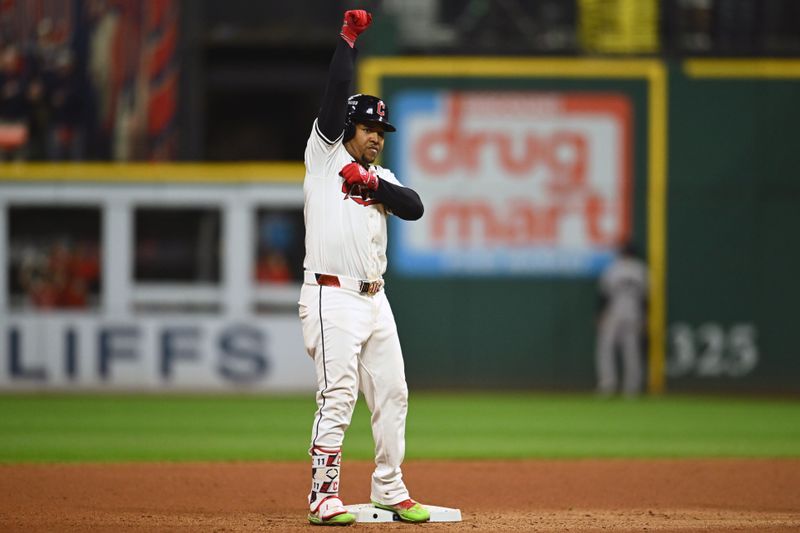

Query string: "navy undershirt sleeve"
[[373, 179, 424, 221], [317, 39, 356, 143]]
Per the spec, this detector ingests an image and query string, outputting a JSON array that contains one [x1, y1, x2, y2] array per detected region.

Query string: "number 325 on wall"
[[667, 323, 758, 378]]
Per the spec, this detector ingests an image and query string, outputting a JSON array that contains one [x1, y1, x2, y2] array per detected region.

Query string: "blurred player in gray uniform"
[[595, 242, 649, 397], [298, 10, 429, 526]]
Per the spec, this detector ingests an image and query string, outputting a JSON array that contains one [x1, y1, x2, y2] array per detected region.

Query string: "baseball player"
[[298, 10, 429, 526], [595, 242, 649, 397]]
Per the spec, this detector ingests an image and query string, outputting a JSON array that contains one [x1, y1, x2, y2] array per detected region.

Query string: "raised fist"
[[339, 162, 379, 191], [340, 10, 372, 48]]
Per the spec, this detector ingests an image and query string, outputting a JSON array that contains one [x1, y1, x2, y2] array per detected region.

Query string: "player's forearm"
[[373, 179, 424, 221], [317, 39, 356, 142]]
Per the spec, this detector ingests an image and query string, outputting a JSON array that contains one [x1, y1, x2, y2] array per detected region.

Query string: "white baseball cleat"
[[308, 496, 356, 526]]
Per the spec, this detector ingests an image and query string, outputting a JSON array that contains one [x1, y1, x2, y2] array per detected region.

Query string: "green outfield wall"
[[364, 58, 800, 394], [664, 60, 800, 393]]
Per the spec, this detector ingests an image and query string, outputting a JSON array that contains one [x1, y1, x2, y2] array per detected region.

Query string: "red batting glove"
[[339, 162, 379, 190], [340, 10, 372, 48]]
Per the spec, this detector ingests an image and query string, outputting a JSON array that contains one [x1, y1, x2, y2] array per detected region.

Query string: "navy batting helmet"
[[344, 94, 396, 142]]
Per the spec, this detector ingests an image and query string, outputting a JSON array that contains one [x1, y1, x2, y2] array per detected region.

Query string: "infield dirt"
[[1, 459, 799, 532]]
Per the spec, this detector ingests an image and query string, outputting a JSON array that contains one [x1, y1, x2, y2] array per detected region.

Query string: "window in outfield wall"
[[254, 208, 304, 285], [134, 207, 221, 283], [7, 206, 102, 310]]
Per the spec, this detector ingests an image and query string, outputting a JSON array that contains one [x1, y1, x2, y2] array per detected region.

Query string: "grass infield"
[[0, 393, 798, 463]]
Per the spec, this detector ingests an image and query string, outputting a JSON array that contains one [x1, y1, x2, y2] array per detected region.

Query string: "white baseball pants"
[[298, 282, 410, 506]]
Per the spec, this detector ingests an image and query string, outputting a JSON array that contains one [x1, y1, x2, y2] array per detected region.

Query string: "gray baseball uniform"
[[596, 252, 648, 396]]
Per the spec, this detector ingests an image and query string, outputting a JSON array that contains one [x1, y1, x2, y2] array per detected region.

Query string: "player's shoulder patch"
[[314, 119, 344, 146]]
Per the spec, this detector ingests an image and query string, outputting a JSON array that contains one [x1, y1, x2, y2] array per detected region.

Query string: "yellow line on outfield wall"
[[360, 57, 666, 94], [360, 57, 669, 394], [684, 59, 800, 78], [0, 162, 305, 183]]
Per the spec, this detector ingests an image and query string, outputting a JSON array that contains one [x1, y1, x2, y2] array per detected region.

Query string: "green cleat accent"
[[372, 499, 431, 523], [307, 511, 356, 526]]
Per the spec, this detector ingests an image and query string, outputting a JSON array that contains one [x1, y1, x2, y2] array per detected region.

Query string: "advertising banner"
[[1, 315, 314, 391], [390, 91, 632, 276]]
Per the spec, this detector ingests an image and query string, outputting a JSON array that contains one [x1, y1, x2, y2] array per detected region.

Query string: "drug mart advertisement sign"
[[389, 91, 633, 276]]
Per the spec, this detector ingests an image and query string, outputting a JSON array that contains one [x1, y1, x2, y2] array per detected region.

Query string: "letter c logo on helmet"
[[344, 94, 396, 142]]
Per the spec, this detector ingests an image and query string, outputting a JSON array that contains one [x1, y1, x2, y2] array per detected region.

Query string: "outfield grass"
[[0, 393, 798, 462]]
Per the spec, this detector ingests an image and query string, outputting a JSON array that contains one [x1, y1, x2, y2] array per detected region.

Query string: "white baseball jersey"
[[303, 119, 403, 281]]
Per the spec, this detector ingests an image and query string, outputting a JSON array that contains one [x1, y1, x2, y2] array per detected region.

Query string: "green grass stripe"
[[0, 393, 798, 463]]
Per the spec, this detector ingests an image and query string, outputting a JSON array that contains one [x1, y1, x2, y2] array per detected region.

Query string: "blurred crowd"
[[0, 0, 179, 162], [13, 238, 100, 309], [0, 19, 85, 161], [254, 211, 303, 284]]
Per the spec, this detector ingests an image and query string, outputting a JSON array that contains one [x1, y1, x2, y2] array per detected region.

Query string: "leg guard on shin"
[[307, 447, 354, 524], [308, 446, 343, 512]]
